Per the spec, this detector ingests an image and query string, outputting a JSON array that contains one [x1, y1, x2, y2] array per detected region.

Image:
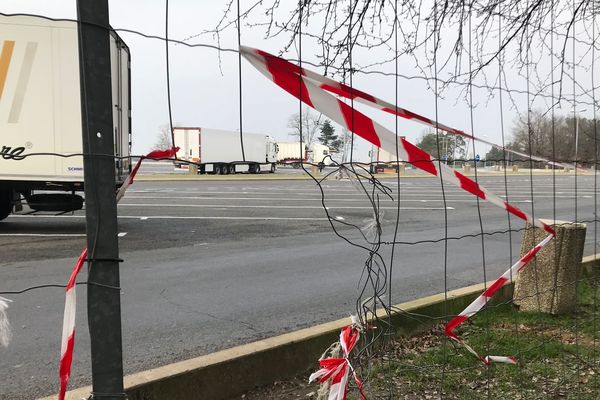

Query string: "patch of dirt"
[[231, 376, 315, 400]]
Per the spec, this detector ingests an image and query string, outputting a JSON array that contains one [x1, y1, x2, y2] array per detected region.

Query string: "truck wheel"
[[228, 164, 235, 174], [222, 165, 229, 175], [249, 164, 256, 174], [214, 164, 222, 175], [0, 190, 12, 221], [26, 194, 83, 212], [270, 164, 276, 173], [255, 164, 261, 173]]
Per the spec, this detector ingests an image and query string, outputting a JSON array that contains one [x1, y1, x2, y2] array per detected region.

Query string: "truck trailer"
[[276, 141, 330, 168], [311, 143, 331, 164], [369, 139, 406, 173], [0, 15, 131, 221], [276, 141, 307, 167], [173, 127, 278, 174]]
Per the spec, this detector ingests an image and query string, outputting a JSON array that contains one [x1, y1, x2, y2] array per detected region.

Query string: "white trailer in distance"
[[276, 141, 330, 168], [369, 137, 406, 173], [277, 141, 307, 168], [173, 127, 278, 174], [0, 15, 131, 221]]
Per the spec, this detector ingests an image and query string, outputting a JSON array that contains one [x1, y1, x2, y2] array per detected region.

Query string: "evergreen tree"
[[415, 130, 466, 162], [318, 120, 341, 151], [484, 146, 508, 162]]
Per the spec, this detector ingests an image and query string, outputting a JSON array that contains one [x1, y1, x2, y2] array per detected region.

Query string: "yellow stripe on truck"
[[0, 40, 15, 99], [8, 41, 37, 123]]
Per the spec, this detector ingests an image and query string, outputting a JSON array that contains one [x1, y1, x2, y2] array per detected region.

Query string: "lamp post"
[[572, 108, 587, 166]]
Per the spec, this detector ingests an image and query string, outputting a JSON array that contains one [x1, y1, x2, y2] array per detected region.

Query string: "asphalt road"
[[0, 173, 598, 399]]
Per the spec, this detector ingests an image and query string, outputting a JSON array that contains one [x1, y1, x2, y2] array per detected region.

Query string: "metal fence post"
[[77, 0, 125, 398]]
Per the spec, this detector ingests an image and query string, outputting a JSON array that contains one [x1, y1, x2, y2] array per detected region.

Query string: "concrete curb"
[[582, 254, 600, 278], [42, 255, 599, 400]]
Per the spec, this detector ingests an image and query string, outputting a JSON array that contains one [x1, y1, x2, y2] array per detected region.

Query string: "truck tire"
[[255, 164, 261, 173], [214, 164, 222, 175], [0, 190, 12, 221], [249, 164, 256, 174], [228, 164, 235, 174], [26, 194, 84, 212], [270, 164, 276, 173]]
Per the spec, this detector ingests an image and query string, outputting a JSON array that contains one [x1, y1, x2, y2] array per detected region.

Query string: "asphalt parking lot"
[[0, 172, 598, 399]]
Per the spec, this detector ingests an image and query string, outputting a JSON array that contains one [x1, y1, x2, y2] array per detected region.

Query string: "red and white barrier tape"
[[241, 46, 554, 237], [446, 234, 553, 364], [247, 47, 575, 171], [309, 324, 365, 400], [0, 296, 12, 348], [241, 46, 555, 365], [58, 147, 178, 400], [59, 247, 87, 399], [116, 147, 179, 202]]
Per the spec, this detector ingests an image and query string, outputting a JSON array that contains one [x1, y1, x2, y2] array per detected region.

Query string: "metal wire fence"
[[0, 1, 599, 399]]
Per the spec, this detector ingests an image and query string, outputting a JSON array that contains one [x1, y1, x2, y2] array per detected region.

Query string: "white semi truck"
[[276, 141, 307, 167], [276, 141, 330, 168], [369, 137, 406, 173], [173, 127, 278, 174], [0, 15, 131, 221]]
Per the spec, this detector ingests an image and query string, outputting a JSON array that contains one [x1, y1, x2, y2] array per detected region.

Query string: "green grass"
[[351, 280, 600, 399]]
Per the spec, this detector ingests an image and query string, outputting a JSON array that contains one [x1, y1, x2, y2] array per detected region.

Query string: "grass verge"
[[236, 279, 599, 399]]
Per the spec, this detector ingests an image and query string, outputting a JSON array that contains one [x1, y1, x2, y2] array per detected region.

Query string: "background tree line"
[[415, 130, 467, 163], [485, 111, 599, 165]]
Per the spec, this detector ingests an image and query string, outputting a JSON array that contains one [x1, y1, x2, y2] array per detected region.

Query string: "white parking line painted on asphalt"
[[126, 195, 460, 201], [412, 199, 532, 203], [8, 214, 329, 221], [129, 190, 395, 196], [128, 188, 600, 196], [130, 189, 366, 195], [0, 232, 129, 238], [123, 215, 330, 220], [124, 193, 595, 201], [120, 200, 473, 207], [117, 203, 454, 210], [0, 233, 86, 237]]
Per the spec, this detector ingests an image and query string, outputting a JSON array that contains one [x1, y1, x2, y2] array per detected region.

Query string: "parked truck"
[[276, 141, 330, 168], [173, 127, 278, 174], [369, 137, 406, 173], [0, 15, 131, 221], [276, 141, 307, 168]]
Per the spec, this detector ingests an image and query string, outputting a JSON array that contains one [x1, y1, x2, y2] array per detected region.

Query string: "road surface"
[[0, 173, 598, 399]]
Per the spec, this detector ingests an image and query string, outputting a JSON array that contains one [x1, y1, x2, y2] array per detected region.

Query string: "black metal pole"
[[77, 1, 125, 398]]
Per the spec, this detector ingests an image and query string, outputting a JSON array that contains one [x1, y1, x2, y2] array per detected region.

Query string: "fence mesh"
[[0, 1, 599, 399]]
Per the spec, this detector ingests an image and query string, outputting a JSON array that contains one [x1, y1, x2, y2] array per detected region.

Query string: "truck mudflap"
[[0, 190, 11, 221]]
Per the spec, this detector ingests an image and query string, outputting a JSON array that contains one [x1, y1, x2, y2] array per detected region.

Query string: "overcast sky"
[[1, 1, 592, 161]]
